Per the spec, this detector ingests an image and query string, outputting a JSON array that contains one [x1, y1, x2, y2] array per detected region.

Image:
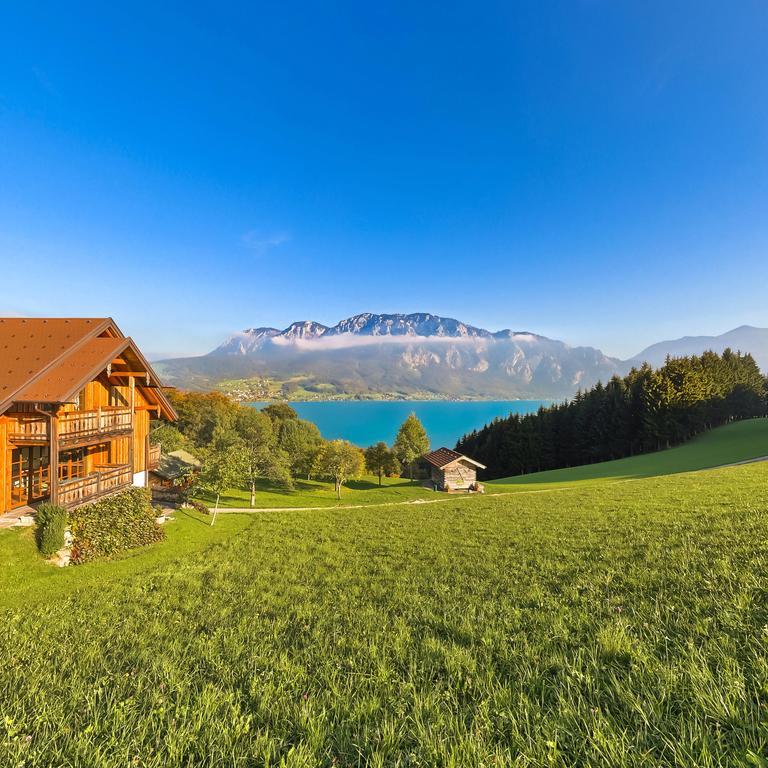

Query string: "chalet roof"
[[167, 449, 201, 467], [151, 449, 201, 481], [0, 317, 176, 420], [421, 447, 486, 470], [14, 336, 128, 404], [0, 318, 112, 411]]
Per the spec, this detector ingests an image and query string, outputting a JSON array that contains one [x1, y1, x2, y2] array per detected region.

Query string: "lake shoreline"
[[249, 399, 550, 449], [247, 397, 557, 403]]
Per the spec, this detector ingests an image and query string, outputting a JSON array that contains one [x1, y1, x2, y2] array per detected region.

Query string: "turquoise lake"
[[250, 400, 548, 448]]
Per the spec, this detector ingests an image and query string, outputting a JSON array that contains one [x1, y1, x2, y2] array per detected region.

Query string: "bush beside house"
[[36, 502, 68, 556], [69, 488, 164, 564]]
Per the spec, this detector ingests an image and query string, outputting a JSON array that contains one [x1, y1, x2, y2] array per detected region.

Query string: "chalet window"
[[59, 448, 86, 481], [77, 388, 87, 410]]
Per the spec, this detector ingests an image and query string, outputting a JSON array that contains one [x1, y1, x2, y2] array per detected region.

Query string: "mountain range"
[[631, 325, 768, 371], [154, 314, 768, 400]]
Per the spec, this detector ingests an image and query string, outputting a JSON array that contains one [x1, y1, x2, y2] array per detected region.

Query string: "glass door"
[[10, 447, 50, 508], [10, 448, 28, 508]]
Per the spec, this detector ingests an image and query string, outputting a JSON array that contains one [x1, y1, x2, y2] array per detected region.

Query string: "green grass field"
[[194, 474, 436, 509], [1, 424, 768, 765], [0, 508, 252, 611], [195, 419, 768, 510]]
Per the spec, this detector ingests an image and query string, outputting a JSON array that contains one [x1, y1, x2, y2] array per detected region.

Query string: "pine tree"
[[456, 350, 767, 480]]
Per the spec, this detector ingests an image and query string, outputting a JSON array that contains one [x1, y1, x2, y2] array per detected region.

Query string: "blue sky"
[[1, 2, 767, 359]]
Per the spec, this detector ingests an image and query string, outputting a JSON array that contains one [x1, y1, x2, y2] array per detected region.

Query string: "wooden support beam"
[[129, 378, 135, 479], [109, 371, 148, 377], [50, 415, 59, 506]]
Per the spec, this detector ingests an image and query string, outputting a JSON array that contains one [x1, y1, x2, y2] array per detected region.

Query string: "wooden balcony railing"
[[58, 408, 132, 445], [9, 408, 134, 446], [57, 464, 133, 508], [148, 443, 161, 470], [8, 416, 49, 444]]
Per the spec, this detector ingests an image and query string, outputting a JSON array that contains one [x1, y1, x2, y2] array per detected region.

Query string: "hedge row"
[[69, 487, 164, 565], [36, 502, 68, 556]]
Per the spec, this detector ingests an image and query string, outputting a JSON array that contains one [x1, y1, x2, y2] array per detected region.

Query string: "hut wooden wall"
[[434, 461, 477, 490]]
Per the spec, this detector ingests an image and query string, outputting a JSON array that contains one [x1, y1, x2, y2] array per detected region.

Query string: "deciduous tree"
[[235, 408, 293, 507], [314, 440, 365, 499], [364, 441, 400, 486], [393, 413, 430, 481], [262, 402, 298, 424], [278, 418, 324, 479], [149, 423, 186, 454], [199, 445, 245, 525]]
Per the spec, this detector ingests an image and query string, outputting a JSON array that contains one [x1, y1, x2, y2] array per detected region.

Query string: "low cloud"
[[271, 333, 487, 351]]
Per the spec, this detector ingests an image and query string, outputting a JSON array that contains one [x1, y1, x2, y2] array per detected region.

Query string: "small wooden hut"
[[419, 447, 486, 492], [149, 449, 201, 502]]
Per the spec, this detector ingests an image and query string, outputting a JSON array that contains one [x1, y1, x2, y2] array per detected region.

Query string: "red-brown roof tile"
[[14, 336, 128, 403], [421, 447, 486, 469], [0, 318, 112, 412]]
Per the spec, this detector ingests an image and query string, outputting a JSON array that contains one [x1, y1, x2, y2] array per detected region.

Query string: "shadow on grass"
[[175, 508, 213, 526], [345, 479, 380, 491], [346, 478, 418, 491]]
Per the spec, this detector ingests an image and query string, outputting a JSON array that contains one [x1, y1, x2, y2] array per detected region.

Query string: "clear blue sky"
[[1, 2, 767, 359]]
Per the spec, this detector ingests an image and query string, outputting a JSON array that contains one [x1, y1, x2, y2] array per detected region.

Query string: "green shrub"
[[35, 502, 68, 556], [69, 488, 164, 565]]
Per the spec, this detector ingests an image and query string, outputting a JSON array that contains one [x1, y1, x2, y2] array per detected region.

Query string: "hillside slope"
[[489, 417, 768, 489]]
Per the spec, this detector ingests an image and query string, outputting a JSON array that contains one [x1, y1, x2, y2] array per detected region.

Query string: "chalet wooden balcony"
[[8, 415, 49, 444], [8, 408, 133, 448], [58, 407, 133, 447], [58, 464, 133, 509], [148, 442, 161, 470]]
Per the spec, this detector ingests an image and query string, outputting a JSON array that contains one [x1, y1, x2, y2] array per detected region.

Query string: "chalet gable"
[[0, 317, 175, 420]]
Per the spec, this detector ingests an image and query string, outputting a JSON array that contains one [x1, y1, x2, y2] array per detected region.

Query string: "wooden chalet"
[[419, 447, 486, 492], [0, 318, 176, 513]]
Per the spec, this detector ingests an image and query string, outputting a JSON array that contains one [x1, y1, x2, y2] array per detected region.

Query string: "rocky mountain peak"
[[281, 321, 329, 340]]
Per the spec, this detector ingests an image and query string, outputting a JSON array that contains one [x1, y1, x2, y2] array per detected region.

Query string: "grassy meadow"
[[192, 418, 768, 510], [0, 507, 252, 611], [1, 434, 768, 765], [194, 474, 435, 509]]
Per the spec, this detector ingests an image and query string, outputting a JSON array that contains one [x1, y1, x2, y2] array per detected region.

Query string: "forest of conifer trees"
[[456, 349, 768, 480]]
